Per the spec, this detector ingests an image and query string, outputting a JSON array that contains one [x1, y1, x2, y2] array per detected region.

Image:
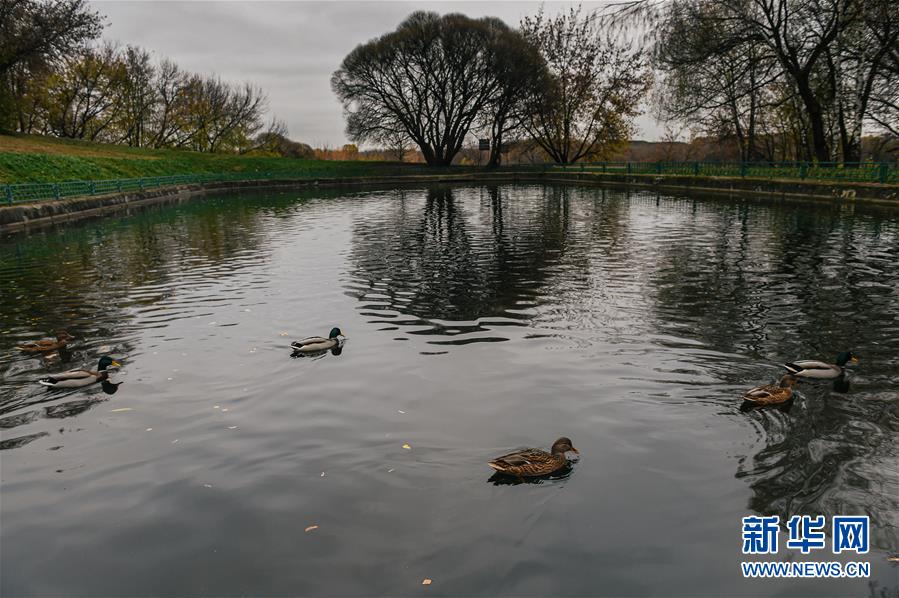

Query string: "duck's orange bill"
[[111, 361, 122, 367]]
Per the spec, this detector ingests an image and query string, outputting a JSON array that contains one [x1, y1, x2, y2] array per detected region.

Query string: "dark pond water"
[[1, 184, 898, 597]]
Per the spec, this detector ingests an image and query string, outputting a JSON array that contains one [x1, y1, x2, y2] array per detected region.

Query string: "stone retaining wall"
[[2, 171, 896, 233]]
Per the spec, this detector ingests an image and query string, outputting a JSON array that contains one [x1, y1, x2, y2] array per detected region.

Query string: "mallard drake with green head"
[[743, 375, 798, 405], [39, 356, 121, 389], [784, 351, 859, 379], [488, 437, 579, 477], [290, 327, 344, 353], [18, 331, 74, 353]]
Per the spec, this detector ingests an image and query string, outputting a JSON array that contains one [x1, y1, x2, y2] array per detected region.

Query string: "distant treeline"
[[0, 0, 279, 154], [2, 0, 895, 165]]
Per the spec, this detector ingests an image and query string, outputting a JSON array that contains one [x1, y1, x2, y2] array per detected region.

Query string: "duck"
[[290, 327, 345, 353], [742, 375, 798, 405], [39, 356, 121, 389], [17, 331, 74, 353], [784, 351, 859, 379], [488, 437, 579, 477]]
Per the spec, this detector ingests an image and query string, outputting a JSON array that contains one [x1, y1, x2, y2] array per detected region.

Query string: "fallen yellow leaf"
[[305, 525, 319, 533], [402, 443, 411, 450], [422, 579, 432, 585], [109, 408, 132, 412]]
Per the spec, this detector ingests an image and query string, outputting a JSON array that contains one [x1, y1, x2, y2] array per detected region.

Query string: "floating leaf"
[[402, 443, 411, 450], [398, 410, 406, 414], [320, 472, 325, 477], [305, 525, 319, 533], [422, 579, 432, 585], [214, 405, 220, 409], [109, 408, 132, 413], [203, 483, 212, 488], [145, 428, 153, 432], [388, 468, 395, 473], [171, 439, 179, 444], [221, 408, 229, 412], [227, 426, 238, 430], [279, 332, 289, 337]]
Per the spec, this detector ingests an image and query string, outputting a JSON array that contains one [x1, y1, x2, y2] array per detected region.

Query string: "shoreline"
[[2, 171, 897, 233]]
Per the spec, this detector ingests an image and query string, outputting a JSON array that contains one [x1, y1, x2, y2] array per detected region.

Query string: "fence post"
[[89, 181, 96, 195], [656, 161, 662, 174], [54, 184, 60, 200], [879, 162, 889, 184], [602, 162, 607, 174], [799, 162, 808, 179], [5, 185, 12, 205], [693, 162, 700, 176], [627, 162, 632, 174], [139, 178, 144, 191], [740, 162, 747, 178]]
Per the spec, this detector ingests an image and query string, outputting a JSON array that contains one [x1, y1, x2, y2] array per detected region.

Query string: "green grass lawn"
[[0, 134, 419, 183]]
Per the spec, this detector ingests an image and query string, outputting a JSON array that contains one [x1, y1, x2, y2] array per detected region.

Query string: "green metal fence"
[[2, 172, 247, 205], [2, 161, 896, 205], [552, 161, 897, 184]]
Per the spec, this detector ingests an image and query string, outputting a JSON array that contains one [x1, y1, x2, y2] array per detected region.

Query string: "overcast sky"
[[93, 1, 663, 147]]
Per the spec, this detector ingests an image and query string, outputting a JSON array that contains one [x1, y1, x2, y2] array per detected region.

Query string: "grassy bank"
[[0, 134, 419, 183]]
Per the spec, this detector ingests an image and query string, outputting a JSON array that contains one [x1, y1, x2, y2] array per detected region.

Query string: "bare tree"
[[332, 12, 523, 166], [44, 42, 125, 140], [115, 45, 156, 147], [655, 2, 781, 161], [476, 17, 549, 167], [148, 58, 188, 148], [0, 0, 103, 130], [650, 0, 899, 163], [520, 6, 651, 164]]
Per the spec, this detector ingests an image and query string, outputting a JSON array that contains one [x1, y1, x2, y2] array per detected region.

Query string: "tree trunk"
[[796, 81, 832, 163], [488, 132, 502, 168]]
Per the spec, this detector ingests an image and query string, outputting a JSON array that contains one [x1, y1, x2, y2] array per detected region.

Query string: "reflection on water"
[[290, 341, 345, 360], [346, 186, 585, 343], [1, 184, 898, 596], [487, 463, 575, 486], [347, 184, 899, 556]]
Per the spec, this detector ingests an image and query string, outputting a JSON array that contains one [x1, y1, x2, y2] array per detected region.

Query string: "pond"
[[1, 184, 897, 596]]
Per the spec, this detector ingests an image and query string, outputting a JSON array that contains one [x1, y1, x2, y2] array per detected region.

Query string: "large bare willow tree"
[[331, 12, 541, 167]]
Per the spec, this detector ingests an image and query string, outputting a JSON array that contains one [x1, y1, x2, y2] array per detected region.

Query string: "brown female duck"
[[742, 375, 798, 405], [488, 437, 579, 477], [17, 331, 74, 353]]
